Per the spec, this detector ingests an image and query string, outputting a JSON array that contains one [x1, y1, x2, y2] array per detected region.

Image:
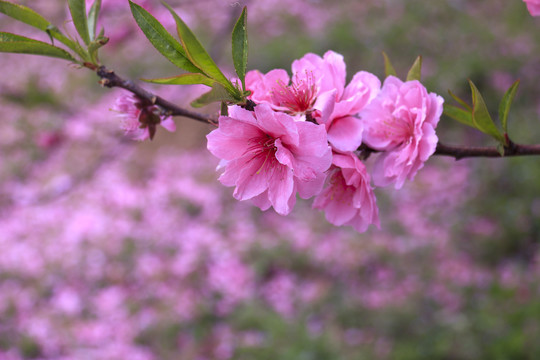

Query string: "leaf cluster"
[[129, 1, 250, 109], [0, 0, 108, 66], [445, 80, 520, 154]]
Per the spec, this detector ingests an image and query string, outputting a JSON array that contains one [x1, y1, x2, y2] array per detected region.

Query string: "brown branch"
[[95, 66, 218, 126], [94, 66, 540, 161], [359, 141, 540, 161], [434, 142, 540, 160]]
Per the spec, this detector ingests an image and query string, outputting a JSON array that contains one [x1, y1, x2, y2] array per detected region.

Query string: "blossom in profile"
[[113, 94, 175, 141], [313, 152, 379, 232], [245, 51, 380, 152], [523, 0, 540, 16], [360, 76, 443, 189], [206, 104, 332, 215]]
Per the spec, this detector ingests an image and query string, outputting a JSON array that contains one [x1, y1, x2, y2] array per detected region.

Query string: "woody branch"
[[95, 66, 540, 160]]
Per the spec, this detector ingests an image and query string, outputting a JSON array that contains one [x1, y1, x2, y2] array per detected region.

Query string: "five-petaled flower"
[[207, 104, 332, 215]]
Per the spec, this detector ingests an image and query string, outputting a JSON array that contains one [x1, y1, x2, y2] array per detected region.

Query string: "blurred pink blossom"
[[523, 0, 540, 16], [261, 272, 296, 317], [206, 104, 332, 215], [361, 76, 443, 189], [112, 94, 175, 141], [207, 255, 255, 313]]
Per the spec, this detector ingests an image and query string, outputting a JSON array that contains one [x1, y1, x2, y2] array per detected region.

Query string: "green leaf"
[[0, 31, 39, 42], [0, 1, 49, 28], [406, 55, 422, 82], [129, 1, 199, 73], [231, 6, 248, 91], [498, 79, 520, 135], [87, 36, 108, 63], [496, 143, 505, 157], [87, 0, 101, 42], [469, 80, 504, 143], [142, 73, 215, 86], [443, 104, 474, 128], [448, 89, 472, 112], [191, 83, 237, 108], [0, 1, 82, 55], [67, 0, 90, 45], [382, 52, 397, 78], [162, 1, 239, 97], [0, 34, 77, 62]]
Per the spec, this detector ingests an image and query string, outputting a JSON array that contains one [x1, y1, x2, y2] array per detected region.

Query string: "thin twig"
[[434, 142, 540, 160], [95, 66, 218, 126], [94, 66, 540, 161]]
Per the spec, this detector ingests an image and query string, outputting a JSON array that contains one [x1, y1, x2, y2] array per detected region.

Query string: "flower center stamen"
[[270, 70, 317, 114]]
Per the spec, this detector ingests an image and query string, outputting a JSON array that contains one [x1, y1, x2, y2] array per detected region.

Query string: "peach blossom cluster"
[[207, 51, 444, 232]]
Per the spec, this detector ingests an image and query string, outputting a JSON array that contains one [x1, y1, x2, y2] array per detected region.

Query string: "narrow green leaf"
[[0, 1, 82, 54], [0, 31, 39, 43], [498, 79, 520, 134], [382, 52, 397, 78], [87, 0, 102, 42], [443, 104, 474, 128], [67, 0, 90, 45], [162, 1, 239, 97], [0, 31, 80, 61], [231, 6, 248, 91], [469, 80, 504, 143], [191, 83, 237, 108], [448, 89, 472, 112], [0, 38, 77, 62], [406, 55, 422, 82], [129, 1, 199, 73], [142, 73, 215, 86], [0, 1, 49, 29]]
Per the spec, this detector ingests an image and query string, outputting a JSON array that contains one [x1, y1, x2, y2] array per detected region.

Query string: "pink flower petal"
[[313, 152, 379, 232], [327, 116, 363, 152], [160, 117, 176, 132], [207, 116, 263, 160]]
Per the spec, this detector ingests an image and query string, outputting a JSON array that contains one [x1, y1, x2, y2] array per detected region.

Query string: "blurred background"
[[0, 0, 539, 359]]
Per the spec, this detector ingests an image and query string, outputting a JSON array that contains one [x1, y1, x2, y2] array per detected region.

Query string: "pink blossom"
[[313, 152, 379, 232], [360, 76, 443, 189], [524, 0, 540, 16], [292, 51, 380, 152], [245, 51, 380, 152], [206, 104, 332, 215], [245, 68, 319, 117], [112, 94, 175, 141]]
